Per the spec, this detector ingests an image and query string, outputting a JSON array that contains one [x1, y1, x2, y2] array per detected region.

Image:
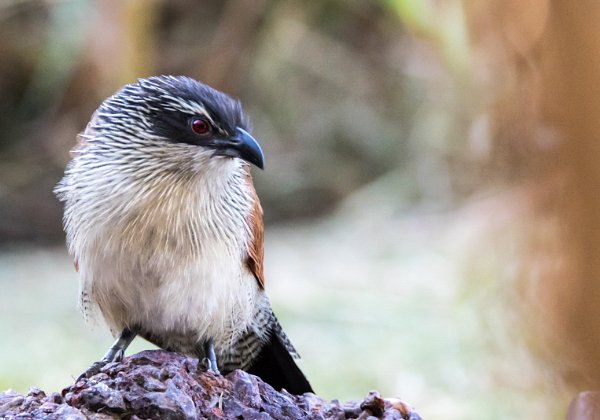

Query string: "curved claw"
[[77, 328, 137, 381], [77, 359, 110, 381]]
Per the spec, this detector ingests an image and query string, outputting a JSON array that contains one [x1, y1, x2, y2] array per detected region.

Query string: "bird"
[[54, 75, 313, 395]]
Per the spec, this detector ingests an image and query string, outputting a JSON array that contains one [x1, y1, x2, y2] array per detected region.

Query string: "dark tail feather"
[[247, 333, 313, 395]]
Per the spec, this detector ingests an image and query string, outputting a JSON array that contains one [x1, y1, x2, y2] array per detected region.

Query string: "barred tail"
[[247, 329, 313, 395]]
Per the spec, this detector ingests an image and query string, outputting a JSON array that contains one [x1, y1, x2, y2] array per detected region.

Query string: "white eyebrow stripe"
[[160, 94, 216, 125]]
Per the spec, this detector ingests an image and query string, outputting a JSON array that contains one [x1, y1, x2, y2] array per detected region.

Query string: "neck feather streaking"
[[58, 141, 261, 337], [59, 140, 257, 267]]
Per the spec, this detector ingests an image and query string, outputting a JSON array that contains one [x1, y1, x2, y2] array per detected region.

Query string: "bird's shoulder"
[[244, 170, 265, 289]]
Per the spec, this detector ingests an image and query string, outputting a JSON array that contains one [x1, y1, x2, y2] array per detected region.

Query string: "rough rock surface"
[[0, 350, 421, 419], [567, 391, 600, 420]]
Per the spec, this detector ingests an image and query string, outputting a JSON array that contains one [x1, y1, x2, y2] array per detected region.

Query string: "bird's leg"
[[203, 338, 220, 374], [78, 328, 137, 381]]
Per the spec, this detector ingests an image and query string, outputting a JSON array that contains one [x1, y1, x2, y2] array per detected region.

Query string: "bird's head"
[[88, 75, 264, 171]]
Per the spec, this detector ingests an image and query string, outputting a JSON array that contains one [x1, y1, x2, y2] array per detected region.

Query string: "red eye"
[[191, 118, 211, 135]]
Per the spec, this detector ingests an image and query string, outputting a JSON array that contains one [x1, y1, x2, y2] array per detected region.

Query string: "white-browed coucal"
[[55, 75, 312, 395]]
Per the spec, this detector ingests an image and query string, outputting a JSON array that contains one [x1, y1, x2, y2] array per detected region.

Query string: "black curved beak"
[[211, 127, 265, 170]]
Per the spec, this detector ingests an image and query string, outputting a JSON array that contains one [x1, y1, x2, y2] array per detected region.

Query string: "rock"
[[567, 391, 600, 420], [0, 350, 421, 419]]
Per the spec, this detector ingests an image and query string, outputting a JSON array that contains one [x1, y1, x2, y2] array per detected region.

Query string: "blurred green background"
[[3, 0, 600, 418]]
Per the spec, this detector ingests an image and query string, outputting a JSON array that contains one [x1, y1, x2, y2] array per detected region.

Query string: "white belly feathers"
[[71, 159, 260, 349], [85, 237, 259, 349]]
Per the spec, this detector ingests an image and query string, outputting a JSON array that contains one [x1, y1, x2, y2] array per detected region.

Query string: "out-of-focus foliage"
[[0, 0, 485, 240], [3, 0, 600, 419]]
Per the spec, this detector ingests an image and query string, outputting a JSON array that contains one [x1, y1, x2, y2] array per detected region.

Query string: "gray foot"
[[77, 328, 136, 381], [203, 338, 220, 375]]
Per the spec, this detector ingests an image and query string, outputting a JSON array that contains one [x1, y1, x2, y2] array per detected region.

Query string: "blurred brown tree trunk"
[[540, 0, 600, 384]]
